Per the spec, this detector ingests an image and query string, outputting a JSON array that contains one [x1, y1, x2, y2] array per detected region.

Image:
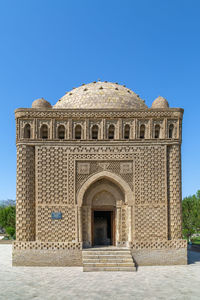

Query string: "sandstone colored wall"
[[132, 248, 187, 266], [13, 241, 82, 266], [34, 144, 168, 244], [35, 146, 77, 242], [14, 107, 185, 266], [13, 249, 82, 266], [16, 145, 35, 241], [134, 146, 167, 240], [167, 145, 182, 239]]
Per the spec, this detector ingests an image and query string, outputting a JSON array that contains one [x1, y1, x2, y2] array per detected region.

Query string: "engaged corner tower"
[[13, 81, 187, 267]]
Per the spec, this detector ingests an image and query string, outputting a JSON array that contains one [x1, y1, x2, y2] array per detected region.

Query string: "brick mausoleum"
[[13, 81, 187, 270]]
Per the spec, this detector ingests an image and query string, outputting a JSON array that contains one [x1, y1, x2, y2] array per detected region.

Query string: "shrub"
[[5, 226, 15, 239], [0, 206, 16, 239]]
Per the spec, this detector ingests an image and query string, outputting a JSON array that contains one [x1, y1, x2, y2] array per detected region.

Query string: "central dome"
[[54, 81, 147, 109]]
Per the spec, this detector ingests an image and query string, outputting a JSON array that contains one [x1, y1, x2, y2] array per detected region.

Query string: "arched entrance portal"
[[77, 171, 134, 248], [83, 179, 123, 247]]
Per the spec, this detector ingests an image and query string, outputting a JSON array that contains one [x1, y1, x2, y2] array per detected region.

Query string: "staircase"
[[82, 248, 136, 272]]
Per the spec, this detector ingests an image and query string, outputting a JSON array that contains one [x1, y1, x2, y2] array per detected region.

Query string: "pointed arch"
[[77, 171, 134, 207], [24, 124, 31, 139], [140, 124, 145, 139], [91, 125, 99, 139], [75, 124, 82, 139], [83, 179, 124, 206], [124, 124, 130, 139], [154, 124, 160, 138], [169, 124, 174, 138], [58, 125, 65, 139], [108, 124, 115, 139], [40, 124, 48, 139]]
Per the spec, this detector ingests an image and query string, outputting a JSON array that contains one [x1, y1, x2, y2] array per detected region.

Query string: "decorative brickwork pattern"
[[135, 205, 167, 240], [68, 149, 140, 205], [82, 206, 89, 244], [76, 160, 134, 192], [167, 145, 182, 239], [121, 206, 127, 242], [15, 109, 183, 122], [36, 147, 68, 204], [37, 206, 76, 242], [136, 146, 166, 205], [16, 145, 35, 241], [14, 88, 185, 266], [131, 239, 187, 250], [16, 143, 177, 245], [54, 82, 147, 110], [13, 241, 82, 250]]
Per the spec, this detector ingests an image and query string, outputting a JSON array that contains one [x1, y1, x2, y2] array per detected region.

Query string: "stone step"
[[82, 255, 131, 259], [83, 266, 136, 272], [82, 248, 136, 272], [83, 247, 128, 251], [83, 262, 135, 267], [83, 258, 133, 263], [82, 251, 130, 256]]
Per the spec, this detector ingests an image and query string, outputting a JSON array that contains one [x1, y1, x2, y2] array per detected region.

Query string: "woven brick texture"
[[36, 147, 68, 204], [36, 206, 76, 242], [16, 145, 35, 241], [167, 145, 182, 239]]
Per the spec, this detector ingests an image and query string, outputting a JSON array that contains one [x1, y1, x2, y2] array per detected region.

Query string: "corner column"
[[167, 144, 182, 239], [16, 145, 35, 241]]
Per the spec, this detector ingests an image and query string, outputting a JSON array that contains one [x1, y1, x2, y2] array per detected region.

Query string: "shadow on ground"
[[188, 249, 200, 264]]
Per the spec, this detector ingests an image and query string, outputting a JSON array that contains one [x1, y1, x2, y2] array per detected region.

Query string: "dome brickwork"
[[32, 98, 52, 109], [54, 81, 147, 109], [152, 96, 169, 109]]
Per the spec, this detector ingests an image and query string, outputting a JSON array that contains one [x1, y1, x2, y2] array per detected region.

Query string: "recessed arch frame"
[[77, 171, 134, 207], [77, 171, 135, 246], [83, 180, 124, 207]]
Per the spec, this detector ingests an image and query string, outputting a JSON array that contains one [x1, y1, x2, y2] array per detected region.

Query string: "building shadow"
[[188, 249, 200, 264]]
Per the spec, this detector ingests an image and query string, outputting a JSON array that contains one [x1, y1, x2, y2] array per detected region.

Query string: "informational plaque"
[[51, 212, 62, 220]]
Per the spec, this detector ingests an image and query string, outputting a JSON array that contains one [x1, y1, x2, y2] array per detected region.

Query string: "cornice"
[[15, 108, 184, 119], [16, 140, 182, 147]]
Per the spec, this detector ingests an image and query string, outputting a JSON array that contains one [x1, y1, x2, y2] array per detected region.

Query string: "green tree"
[[0, 205, 16, 239], [194, 190, 200, 232], [182, 190, 200, 241]]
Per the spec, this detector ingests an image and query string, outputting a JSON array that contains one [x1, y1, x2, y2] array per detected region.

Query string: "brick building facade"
[[13, 81, 187, 267]]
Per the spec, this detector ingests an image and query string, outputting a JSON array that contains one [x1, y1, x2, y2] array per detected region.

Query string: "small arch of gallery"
[[21, 120, 177, 140]]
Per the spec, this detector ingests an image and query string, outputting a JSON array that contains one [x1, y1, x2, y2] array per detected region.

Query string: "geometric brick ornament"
[[13, 81, 187, 267]]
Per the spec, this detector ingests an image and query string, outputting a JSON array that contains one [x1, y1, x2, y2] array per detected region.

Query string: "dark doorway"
[[93, 211, 113, 246]]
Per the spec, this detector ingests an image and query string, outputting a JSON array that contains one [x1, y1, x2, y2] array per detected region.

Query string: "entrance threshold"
[[84, 246, 129, 251]]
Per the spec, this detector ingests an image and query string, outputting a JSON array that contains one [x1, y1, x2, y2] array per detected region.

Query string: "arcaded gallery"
[[13, 81, 187, 271]]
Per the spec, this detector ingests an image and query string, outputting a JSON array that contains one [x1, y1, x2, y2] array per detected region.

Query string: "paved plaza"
[[0, 245, 200, 300]]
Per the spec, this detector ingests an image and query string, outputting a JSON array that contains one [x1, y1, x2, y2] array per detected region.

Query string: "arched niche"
[[83, 178, 125, 207], [77, 171, 134, 248], [77, 171, 134, 207]]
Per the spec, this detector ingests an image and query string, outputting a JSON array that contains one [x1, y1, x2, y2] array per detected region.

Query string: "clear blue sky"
[[0, 0, 199, 200]]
